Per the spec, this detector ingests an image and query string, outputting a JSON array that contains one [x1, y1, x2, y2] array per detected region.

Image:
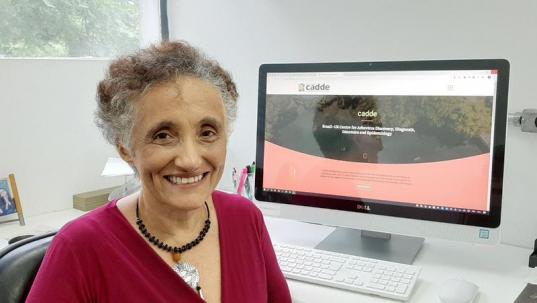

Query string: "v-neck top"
[[26, 191, 291, 303]]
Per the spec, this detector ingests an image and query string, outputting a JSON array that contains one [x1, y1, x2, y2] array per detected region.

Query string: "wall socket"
[[521, 109, 537, 132], [510, 109, 537, 133]]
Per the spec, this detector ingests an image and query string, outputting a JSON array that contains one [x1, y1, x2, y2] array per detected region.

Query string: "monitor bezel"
[[255, 59, 509, 228]]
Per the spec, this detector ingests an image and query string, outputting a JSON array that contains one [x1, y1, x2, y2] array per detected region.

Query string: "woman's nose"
[[174, 138, 202, 171]]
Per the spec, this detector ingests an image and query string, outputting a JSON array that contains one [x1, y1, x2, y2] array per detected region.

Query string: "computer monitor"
[[254, 59, 509, 264]]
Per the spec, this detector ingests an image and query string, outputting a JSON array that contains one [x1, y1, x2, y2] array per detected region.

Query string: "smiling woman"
[[25, 41, 292, 303]]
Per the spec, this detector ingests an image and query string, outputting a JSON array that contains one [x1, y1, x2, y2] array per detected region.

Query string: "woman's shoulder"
[[53, 201, 121, 246], [212, 190, 262, 220]]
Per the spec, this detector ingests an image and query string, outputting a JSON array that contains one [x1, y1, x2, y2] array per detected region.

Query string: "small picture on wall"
[[0, 174, 25, 225], [0, 178, 17, 217]]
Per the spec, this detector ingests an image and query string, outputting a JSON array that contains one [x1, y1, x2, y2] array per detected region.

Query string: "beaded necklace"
[[136, 200, 210, 299]]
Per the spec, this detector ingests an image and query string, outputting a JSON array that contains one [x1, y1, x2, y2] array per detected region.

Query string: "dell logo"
[[356, 204, 371, 211]]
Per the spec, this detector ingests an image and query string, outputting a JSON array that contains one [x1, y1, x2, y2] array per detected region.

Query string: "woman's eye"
[[153, 131, 173, 142], [201, 129, 217, 139]]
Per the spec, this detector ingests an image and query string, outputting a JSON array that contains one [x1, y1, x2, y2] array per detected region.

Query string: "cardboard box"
[[73, 186, 119, 211]]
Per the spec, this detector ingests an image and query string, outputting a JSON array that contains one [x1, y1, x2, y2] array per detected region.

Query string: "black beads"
[[136, 201, 211, 258]]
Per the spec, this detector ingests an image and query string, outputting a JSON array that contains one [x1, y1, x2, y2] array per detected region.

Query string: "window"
[[0, 0, 158, 58]]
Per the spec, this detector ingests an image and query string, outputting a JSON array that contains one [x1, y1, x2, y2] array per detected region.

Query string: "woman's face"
[[120, 76, 228, 210]]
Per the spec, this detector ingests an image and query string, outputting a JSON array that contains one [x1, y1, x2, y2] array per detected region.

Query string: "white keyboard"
[[274, 243, 420, 301]]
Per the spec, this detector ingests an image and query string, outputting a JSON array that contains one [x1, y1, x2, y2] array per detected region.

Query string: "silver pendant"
[[173, 262, 204, 300]]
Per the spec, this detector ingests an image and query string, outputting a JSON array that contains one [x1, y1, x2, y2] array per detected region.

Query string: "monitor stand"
[[314, 227, 424, 264]]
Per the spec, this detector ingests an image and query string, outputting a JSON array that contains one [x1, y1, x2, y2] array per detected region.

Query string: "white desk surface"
[[265, 216, 535, 303]]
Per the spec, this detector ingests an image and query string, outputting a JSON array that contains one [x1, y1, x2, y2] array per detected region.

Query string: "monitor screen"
[[255, 60, 509, 228]]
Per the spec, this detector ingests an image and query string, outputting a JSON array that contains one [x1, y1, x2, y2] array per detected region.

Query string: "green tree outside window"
[[0, 0, 140, 57]]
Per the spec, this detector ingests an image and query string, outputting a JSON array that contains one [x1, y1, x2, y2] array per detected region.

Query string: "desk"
[[265, 217, 535, 303]]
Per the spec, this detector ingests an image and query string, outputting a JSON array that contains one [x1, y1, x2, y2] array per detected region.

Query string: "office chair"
[[0, 231, 56, 303]]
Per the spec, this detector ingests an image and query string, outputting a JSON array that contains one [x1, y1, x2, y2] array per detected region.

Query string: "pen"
[[237, 168, 248, 195], [232, 168, 237, 190], [244, 172, 253, 200]]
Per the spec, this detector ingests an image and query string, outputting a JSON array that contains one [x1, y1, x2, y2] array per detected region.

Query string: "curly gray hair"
[[95, 41, 239, 150]]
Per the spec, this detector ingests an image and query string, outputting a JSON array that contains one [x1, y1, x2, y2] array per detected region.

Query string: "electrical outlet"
[[521, 109, 537, 133]]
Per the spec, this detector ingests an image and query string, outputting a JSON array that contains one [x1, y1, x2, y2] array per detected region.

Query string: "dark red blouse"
[[26, 191, 292, 302]]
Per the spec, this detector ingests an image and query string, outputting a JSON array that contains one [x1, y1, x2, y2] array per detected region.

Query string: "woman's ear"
[[117, 144, 134, 165]]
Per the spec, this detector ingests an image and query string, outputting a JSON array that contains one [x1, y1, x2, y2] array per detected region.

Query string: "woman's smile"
[[164, 173, 207, 185]]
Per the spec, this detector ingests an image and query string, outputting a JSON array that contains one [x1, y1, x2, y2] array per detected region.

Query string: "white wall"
[[0, 59, 123, 216], [169, 0, 537, 248]]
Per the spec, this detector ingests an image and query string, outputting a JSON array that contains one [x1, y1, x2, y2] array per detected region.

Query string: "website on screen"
[[263, 70, 498, 212]]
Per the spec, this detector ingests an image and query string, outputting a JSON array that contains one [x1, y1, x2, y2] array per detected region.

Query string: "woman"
[[26, 41, 292, 302]]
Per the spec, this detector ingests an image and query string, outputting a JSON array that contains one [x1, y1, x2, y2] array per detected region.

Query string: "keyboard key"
[[396, 284, 408, 294], [330, 263, 342, 271], [318, 273, 333, 280], [331, 257, 346, 263], [368, 283, 386, 290], [322, 269, 337, 276], [353, 280, 364, 286]]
